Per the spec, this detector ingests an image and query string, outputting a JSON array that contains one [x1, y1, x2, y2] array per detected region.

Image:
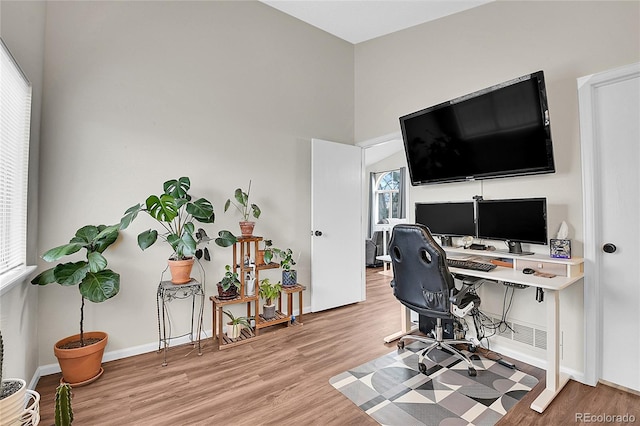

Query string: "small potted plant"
[[256, 239, 274, 265], [258, 278, 282, 320], [30, 224, 121, 386], [223, 310, 252, 339], [224, 180, 261, 237], [273, 248, 297, 287], [0, 332, 28, 424], [217, 265, 241, 300], [120, 177, 237, 284]]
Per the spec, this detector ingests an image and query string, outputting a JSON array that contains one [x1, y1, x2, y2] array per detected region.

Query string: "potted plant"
[[257, 239, 273, 265], [273, 248, 297, 287], [0, 331, 27, 425], [223, 310, 252, 339], [224, 180, 261, 237], [217, 265, 241, 300], [30, 224, 121, 386], [120, 177, 237, 284], [259, 278, 282, 320]]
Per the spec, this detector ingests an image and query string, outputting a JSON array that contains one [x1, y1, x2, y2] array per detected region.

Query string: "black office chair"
[[389, 223, 481, 376]]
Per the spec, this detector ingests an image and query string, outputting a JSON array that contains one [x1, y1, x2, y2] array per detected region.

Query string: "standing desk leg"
[[530, 289, 571, 413], [384, 305, 418, 343]]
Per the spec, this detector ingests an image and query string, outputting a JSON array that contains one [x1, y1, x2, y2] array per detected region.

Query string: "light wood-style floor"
[[35, 268, 639, 425]]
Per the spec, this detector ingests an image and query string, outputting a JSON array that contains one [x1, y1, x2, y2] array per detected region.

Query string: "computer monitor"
[[476, 198, 548, 255], [415, 202, 476, 246]]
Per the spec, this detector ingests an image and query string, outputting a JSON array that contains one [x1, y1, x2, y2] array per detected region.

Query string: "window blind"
[[0, 38, 32, 279]]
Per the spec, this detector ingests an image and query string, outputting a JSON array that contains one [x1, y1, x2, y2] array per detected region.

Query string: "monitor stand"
[[498, 240, 534, 256], [439, 236, 453, 247]]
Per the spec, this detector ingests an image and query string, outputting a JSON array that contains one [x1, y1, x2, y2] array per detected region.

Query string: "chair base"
[[399, 318, 477, 376]]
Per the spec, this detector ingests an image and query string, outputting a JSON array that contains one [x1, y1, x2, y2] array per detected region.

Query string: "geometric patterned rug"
[[330, 341, 538, 426]]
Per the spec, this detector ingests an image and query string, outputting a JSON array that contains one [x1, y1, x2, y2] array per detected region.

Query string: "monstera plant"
[[120, 177, 236, 283], [31, 224, 121, 386]]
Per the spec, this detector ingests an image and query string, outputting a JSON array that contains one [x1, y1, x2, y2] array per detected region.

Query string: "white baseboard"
[[488, 340, 586, 385], [31, 328, 214, 387]]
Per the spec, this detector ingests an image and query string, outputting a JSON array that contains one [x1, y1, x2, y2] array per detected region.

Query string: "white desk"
[[383, 247, 584, 414]]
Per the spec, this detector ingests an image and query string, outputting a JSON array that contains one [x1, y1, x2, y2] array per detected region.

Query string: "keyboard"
[[447, 258, 497, 272]]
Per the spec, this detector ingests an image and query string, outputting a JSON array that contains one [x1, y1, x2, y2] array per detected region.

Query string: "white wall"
[[354, 1, 640, 374], [0, 0, 46, 386], [35, 1, 354, 367]]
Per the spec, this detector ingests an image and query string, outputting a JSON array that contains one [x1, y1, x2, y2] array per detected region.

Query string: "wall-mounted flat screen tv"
[[400, 71, 555, 185]]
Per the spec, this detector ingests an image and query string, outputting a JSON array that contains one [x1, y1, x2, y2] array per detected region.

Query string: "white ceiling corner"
[[260, 0, 493, 44]]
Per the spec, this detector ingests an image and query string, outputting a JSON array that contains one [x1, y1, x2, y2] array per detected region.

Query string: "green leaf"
[[94, 225, 119, 253], [181, 232, 197, 257], [183, 222, 195, 236], [79, 270, 120, 303], [215, 230, 238, 247], [87, 252, 107, 273], [54, 262, 90, 286], [224, 199, 231, 212], [72, 225, 99, 245], [138, 229, 158, 250], [120, 204, 142, 230], [234, 188, 248, 206], [146, 194, 178, 223], [163, 177, 190, 199], [42, 243, 83, 262], [30, 268, 57, 285], [251, 204, 261, 219], [187, 198, 215, 222]]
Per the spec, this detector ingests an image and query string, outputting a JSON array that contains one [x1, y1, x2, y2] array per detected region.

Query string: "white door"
[[579, 63, 640, 391], [311, 139, 364, 312]]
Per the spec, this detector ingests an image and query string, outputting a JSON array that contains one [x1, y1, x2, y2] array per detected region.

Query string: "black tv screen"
[[400, 71, 555, 185], [415, 202, 475, 237]]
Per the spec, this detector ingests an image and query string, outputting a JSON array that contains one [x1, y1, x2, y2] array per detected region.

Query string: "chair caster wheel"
[[397, 340, 405, 349], [418, 362, 427, 374], [468, 367, 477, 377]]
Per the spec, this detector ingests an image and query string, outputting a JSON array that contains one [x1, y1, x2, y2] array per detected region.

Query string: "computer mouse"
[[522, 268, 536, 275]]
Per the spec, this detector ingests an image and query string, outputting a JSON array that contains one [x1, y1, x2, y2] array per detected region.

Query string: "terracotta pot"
[[256, 249, 265, 265], [0, 378, 26, 425], [54, 331, 108, 386], [168, 258, 194, 284], [239, 221, 255, 237]]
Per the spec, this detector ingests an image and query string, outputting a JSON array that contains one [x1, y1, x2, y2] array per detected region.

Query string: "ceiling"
[[260, 0, 492, 44]]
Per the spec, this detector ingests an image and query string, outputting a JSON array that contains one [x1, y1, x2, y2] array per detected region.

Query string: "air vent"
[[487, 314, 545, 350]]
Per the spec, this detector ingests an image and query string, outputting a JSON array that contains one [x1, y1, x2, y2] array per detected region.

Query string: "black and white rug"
[[330, 341, 538, 426]]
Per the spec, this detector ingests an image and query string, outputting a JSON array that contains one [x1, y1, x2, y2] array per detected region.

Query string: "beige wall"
[[354, 1, 640, 374], [0, 0, 46, 386], [35, 1, 353, 367]]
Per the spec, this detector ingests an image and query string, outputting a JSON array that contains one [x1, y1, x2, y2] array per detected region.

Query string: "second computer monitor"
[[415, 202, 476, 246], [476, 197, 548, 254]]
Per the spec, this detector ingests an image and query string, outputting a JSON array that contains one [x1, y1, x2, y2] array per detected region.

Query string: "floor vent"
[[488, 315, 546, 350]]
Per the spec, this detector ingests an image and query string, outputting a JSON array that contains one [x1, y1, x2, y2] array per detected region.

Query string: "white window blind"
[[0, 38, 32, 279]]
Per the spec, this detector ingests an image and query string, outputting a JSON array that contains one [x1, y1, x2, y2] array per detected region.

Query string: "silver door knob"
[[603, 243, 617, 253]]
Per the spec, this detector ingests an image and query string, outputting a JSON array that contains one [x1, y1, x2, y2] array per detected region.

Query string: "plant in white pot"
[[223, 310, 252, 339], [0, 331, 29, 425], [30, 224, 121, 386], [120, 177, 237, 284], [224, 180, 261, 237], [259, 278, 282, 320]]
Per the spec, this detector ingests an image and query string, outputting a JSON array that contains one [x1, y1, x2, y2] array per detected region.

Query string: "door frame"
[[578, 62, 640, 387]]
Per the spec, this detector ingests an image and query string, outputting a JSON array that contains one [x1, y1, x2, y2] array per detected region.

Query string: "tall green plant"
[[259, 278, 282, 305], [31, 224, 120, 346], [120, 177, 236, 259]]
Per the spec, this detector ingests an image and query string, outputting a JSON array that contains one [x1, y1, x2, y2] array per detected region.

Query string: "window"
[[0, 38, 32, 284], [374, 170, 401, 223]]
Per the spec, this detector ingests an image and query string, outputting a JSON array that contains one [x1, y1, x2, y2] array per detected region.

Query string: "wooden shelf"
[[212, 236, 306, 350]]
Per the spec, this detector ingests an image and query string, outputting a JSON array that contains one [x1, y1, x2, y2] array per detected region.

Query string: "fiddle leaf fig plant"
[[30, 224, 121, 346], [120, 177, 236, 260]]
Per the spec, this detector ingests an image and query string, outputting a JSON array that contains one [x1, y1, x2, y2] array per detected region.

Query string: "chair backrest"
[[389, 223, 455, 318]]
